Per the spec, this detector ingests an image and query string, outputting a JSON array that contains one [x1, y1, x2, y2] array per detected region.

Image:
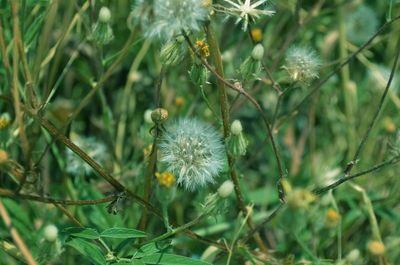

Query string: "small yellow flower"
[[326, 208, 341, 225], [175, 97, 185, 108], [0, 149, 8, 164], [251, 28, 263, 42], [195, 40, 210, 57], [155, 172, 176, 188], [382, 117, 396, 133], [367, 241, 385, 256], [0, 113, 11, 129]]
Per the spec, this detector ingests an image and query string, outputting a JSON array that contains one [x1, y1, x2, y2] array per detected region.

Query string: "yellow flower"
[[251, 28, 263, 42], [382, 117, 396, 133], [367, 241, 385, 255], [195, 40, 210, 57], [326, 208, 341, 225], [0, 149, 8, 165], [175, 97, 185, 108], [155, 172, 176, 188], [0, 113, 11, 129]]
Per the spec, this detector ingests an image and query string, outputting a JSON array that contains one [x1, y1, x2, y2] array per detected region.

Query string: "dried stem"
[[0, 188, 116, 205], [0, 201, 38, 265]]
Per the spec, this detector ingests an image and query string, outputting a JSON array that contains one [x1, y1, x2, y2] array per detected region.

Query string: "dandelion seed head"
[[159, 118, 225, 191], [346, 5, 378, 46], [148, 0, 208, 41], [283, 46, 321, 86]]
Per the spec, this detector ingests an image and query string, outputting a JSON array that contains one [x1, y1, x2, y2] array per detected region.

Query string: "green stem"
[[204, 22, 269, 253], [337, 0, 356, 159]]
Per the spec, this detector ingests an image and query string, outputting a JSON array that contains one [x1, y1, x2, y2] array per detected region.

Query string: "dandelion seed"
[[159, 118, 225, 191]]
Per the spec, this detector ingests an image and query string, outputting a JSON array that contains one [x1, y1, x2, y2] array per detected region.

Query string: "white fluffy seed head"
[[231, 120, 243, 135], [218, 180, 234, 198], [283, 46, 320, 85], [99, 7, 111, 23], [159, 118, 225, 191], [148, 0, 208, 41], [44, 225, 58, 242]]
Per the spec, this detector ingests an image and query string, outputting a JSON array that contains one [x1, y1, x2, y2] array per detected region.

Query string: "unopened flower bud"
[[251, 44, 264, 61], [231, 120, 243, 135], [367, 241, 385, 256], [218, 180, 234, 198], [99, 7, 111, 23], [0, 149, 8, 164], [144, 109, 153, 124], [151, 108, 168, 124], [44, 225, 58, 242]]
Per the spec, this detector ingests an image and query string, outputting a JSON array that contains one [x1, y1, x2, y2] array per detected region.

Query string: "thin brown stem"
[[314, 156, 400, 195], [344, 37, 400, 175], [0, 188, 116, 205]]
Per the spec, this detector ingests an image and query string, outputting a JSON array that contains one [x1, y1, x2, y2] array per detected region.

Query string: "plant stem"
[[336, 0, 356, 160], [205, 22, 269, 253]]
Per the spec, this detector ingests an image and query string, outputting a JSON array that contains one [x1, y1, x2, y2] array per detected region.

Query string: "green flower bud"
[[98, 7, 111, 23], [92, 22, 114, 45], [251, 44, 264, 61], [144, 109, 153, 124], [155, 184, 177, 205], [189, 62, 208, 86], [160, 40, 186, 66], [231, 120, 243, 135], [227, 121, 248, 157], [239, 56, 261, 81], [218, 180, 234, 198], [44, 225, 58, 242]]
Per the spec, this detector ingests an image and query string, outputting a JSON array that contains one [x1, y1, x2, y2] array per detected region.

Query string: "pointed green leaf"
[[65, 227, 100, 239], [140, 254, 211, 265], [100, 228, 147, 239], [66, 238, 106, 265]]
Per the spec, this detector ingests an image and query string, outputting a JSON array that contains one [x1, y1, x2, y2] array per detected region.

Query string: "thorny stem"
[[204, 23, 269, 253], [344, 37, 400, 175]]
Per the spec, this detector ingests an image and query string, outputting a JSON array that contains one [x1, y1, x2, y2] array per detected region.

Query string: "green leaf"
[[100, 228, 147, 239], [66, 238, 107, 265], [65, 227, 100, 239], [131, 261, 145, 265], [140, 254, 211, 265], [132, 241, 171, 258]]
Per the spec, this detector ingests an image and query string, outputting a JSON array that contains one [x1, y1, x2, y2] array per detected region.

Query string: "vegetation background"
[[0, 0, 400, 264]]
